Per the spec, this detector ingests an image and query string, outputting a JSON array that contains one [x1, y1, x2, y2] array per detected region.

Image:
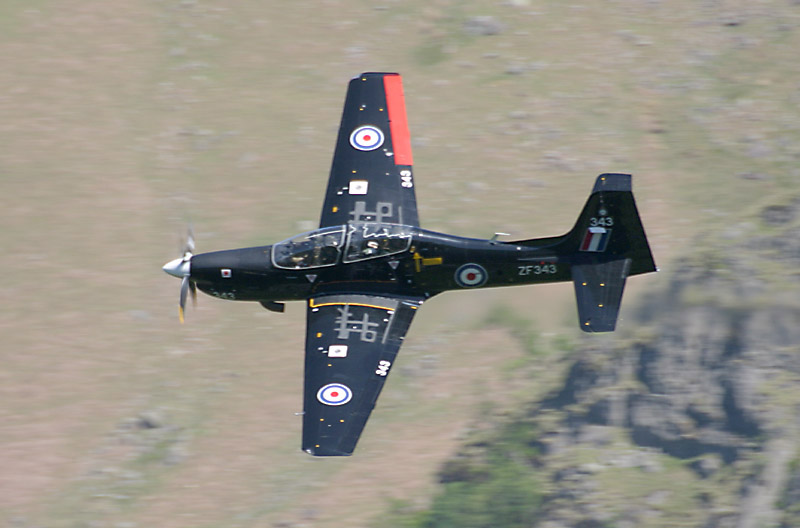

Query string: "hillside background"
[[1, 1, 799, 527]]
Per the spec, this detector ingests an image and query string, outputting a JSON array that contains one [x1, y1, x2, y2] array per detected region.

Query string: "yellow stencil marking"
[[413, 252, 443, 272], [309, 299, 393, 311]]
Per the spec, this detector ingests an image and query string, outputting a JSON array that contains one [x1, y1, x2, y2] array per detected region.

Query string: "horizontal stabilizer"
[[572, 259, 631, 332]]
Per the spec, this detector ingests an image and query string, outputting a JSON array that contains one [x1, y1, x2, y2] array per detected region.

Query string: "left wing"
[[319, 72, 419, 228], [302, 293, 423, 456]]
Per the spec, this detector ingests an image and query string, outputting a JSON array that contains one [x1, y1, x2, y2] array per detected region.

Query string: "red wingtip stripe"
[[383, 74, 414, 166]]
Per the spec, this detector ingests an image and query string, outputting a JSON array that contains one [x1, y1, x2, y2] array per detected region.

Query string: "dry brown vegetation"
[[2, 1, 798, 527]]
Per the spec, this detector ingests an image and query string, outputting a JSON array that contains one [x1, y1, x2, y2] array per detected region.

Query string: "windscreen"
[[272, 226, 345, 269]]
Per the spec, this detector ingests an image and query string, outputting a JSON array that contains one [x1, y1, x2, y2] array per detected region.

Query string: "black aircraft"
[[163, 72, 657, 456]]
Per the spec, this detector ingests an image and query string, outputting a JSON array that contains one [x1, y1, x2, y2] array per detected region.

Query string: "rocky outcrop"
[[528, 203, 800, 527]]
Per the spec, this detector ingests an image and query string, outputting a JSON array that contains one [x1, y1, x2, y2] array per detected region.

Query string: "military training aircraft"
[[163, 72, 657, 456]]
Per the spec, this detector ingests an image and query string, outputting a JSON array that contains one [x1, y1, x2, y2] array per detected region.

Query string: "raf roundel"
[[455, 263, 488, 288], [317, 383, 353, 406], [350, 125, 384, 151]]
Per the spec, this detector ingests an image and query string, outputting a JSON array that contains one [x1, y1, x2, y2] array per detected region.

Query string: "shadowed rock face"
[[555, 219, 800, 443], [523, 202, 800, 527]]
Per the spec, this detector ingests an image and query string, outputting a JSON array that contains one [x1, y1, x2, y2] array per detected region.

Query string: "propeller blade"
[[179, 276, 189, 324], [167, 226, 198, 324], [184, 226, 196, 256], [189, 280, 197, 307]]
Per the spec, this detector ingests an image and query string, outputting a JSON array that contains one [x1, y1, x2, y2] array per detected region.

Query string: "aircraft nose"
[[162, 257, 191, 278]]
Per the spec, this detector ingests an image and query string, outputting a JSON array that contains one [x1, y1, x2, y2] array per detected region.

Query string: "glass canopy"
[[271, 223, 413, 270], [343, 223, 412, 263], [271, 226, 345, 269]]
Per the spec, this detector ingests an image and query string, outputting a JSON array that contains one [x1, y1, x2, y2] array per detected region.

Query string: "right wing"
[[318, 72, 419, 228], [302, 293, 423, 456]]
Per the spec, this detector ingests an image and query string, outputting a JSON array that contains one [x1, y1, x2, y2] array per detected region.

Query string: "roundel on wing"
[[454, 263, 488, 288], [350, 125, 384, 151], [317, 383, 353, 406]]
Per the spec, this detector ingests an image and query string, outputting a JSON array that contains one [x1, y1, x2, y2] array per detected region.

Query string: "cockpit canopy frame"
[[271, 226, 345, 270], [271, 223, 413, 270], [342, 222, 412, 263]]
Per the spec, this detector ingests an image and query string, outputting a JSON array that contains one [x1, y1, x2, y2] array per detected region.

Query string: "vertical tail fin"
[[568, 174, 656, 275]]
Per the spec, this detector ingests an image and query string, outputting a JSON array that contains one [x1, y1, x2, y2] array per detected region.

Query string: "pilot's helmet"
[[364, 240, 379, 255]]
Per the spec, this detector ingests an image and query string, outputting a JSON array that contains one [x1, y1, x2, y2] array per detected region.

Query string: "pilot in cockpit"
[[364, 240, 380, 256]]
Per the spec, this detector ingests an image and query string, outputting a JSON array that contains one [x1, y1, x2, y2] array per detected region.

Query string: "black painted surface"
[[169, 72, 656, 456]]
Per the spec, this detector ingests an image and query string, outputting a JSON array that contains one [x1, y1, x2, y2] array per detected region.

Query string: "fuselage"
[[187, 224, 570, 304]]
